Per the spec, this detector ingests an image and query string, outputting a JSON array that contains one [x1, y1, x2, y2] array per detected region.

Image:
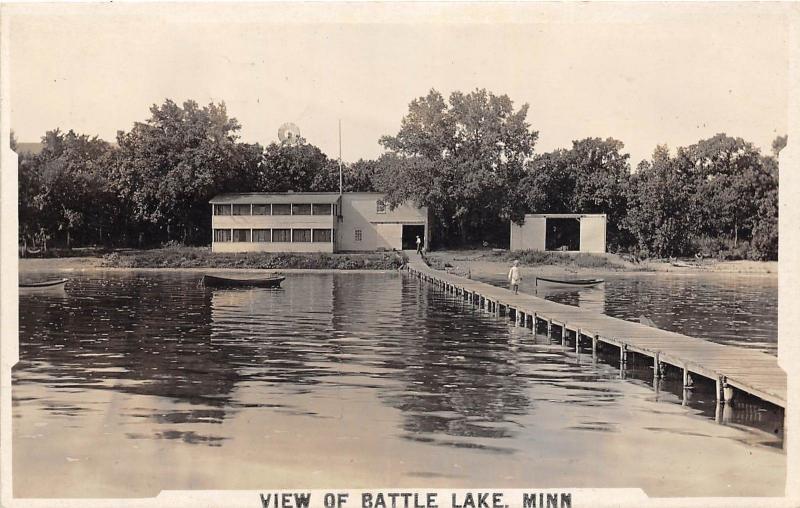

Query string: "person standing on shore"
[[508, 260, 521, 294], [416, 235, 423, 255]]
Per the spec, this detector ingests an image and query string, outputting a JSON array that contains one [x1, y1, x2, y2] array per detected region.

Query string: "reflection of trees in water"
[[376, 283, 532, 444], [207, 274, 336, 389], [16, 274, 315, 444]]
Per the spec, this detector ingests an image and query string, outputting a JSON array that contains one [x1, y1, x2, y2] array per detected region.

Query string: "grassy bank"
[[101, 247, 408, 270]]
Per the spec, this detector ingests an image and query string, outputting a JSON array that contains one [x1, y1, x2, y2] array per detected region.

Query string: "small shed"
[[510, 213, 607, 253]]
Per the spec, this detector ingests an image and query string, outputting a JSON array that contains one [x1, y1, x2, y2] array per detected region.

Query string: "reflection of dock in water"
[[406, 255, 785, 416]]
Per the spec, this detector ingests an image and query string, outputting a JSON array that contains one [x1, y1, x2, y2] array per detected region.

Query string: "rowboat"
[[535, 276, 604, 287], [19, 278, 68, 289], [201, 274, 285, 288]]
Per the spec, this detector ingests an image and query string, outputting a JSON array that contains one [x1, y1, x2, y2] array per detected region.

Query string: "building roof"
[[210, 192, 345, 205]]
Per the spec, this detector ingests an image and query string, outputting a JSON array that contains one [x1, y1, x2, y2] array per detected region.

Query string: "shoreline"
[[429, 250, 777, 276], [18, 254, 777, 277], [18, 258, 399, 274]]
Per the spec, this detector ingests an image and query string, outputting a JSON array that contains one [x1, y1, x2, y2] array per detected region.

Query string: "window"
[[272, 229, 291, 242], [253, 204, 270, 215], [232, 204, 251, 215], [232, 229, 251, 242], [213, 229, 232, 242], [313, 229, 332, 242], [253, 229, 271, 242], [354, 229, 362, 242], [213, 204, 231, 216], [292, 203, 312, 215], [272, 204, 291, 215], [312, 203, 332, 215], [376, 200, 386, 214], [292, 229, 311, 242]]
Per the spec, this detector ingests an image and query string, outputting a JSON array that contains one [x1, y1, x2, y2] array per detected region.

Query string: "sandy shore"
[[429, 250, 777, 276]]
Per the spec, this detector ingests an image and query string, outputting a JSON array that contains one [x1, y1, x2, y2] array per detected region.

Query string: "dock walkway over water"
[[405, 254, 785, 409]]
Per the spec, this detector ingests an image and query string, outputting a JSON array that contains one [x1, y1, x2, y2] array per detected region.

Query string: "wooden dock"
[[405, 255, 785, 409]]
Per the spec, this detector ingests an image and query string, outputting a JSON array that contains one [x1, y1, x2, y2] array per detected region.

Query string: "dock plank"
[[406, 256, 785, 408]]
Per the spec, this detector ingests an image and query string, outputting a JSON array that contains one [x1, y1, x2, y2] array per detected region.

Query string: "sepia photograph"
[[0, 2, 797, 507]]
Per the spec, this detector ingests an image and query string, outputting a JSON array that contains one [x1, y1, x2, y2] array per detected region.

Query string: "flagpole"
[[338, 119, 343, 195]]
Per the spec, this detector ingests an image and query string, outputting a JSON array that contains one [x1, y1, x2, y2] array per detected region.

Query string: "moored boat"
[[535, 276, 604, 287], [201, 274, 285, 288], [19, 278, 68, 289]]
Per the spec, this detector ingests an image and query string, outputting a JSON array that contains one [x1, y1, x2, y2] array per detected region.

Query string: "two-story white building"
[[210, 192, 429, 253]]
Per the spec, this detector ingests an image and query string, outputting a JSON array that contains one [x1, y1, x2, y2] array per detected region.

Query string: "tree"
[[258, 141, 331, 193], [378, 88, 538, 246], [111, 99, 262, 244], [519, 137, 631, 249], [18, 128, 115, 248], [622, 145, 698, 257], [771, 134, 787, 157], [677, 134, 771, 248]]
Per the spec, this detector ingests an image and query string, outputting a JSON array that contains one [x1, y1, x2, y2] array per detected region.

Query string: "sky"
[[3, 2, 792, 166]]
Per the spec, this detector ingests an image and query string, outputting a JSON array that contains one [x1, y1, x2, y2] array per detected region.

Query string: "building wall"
[[213, 241, 334, 253], [579, 215, 607, 253], [210, 193, 427, 253], [338, 194, 427, 251], [510, 214, 606, 253], [510, 216, 546, 251], [211, 213, 335, 253]]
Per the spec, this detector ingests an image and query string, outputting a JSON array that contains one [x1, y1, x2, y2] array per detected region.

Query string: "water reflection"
[[476, 272, 777, 355], [13, 271, 784, 497]]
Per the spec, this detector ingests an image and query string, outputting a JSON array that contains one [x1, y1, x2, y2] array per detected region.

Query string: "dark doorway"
[[402, 224, 425, 250], [545, 218, 580, 251]]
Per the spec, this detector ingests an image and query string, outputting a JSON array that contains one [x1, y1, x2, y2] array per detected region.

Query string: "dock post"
[[716, 376, 724, 405], [722, 376, 734, 404], [532, 313, 537, 334], [547, 319, 553, 340], [591, 335, 598, 361], [561, 326, 566, 347], [653, 353, 660, 379], [682, 368, 693, 389], [620, 344, 627, 365], [575, 330, 581, 354]]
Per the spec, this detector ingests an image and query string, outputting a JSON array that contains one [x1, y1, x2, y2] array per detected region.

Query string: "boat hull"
[[19, 278, 68, 289], [535, 276, 604, 287], [201, 274, 285, 288]]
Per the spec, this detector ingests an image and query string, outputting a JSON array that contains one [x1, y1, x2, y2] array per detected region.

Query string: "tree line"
[[15, 92, 781, 260]]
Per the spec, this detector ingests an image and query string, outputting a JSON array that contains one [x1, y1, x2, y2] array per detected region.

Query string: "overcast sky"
[[4, 2, 791, 166]]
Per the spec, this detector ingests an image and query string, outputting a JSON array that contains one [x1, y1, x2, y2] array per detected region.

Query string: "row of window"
[[213, 203, 334, 216], [213, 228, 333, 243]]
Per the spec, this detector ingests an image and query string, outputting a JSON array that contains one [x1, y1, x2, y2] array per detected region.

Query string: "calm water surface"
[[475, 271, 778, 355], [14, 272, 784, 498]]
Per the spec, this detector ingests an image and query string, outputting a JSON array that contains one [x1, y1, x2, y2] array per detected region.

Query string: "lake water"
[[13, 271, 784, 498], [473, 271, 778, 355]]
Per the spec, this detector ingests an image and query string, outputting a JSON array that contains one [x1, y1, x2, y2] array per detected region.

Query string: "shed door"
[[579, 216, 606, 253]]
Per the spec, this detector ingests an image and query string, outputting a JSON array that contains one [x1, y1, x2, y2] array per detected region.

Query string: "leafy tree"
[[378, 88, 538, 246], [18, 129, 114, 248], [111, 99, 262, 244], [519, 137, 631, 248], [771, 134, 787, 157], [311, 158, 380, 192], [622, 146, 697, 257], [258, 141, 330, 193], [677, 134, 771, 248]]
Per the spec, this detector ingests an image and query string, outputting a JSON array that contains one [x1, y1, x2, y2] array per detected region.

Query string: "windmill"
[[278, 122, 302, 145]]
